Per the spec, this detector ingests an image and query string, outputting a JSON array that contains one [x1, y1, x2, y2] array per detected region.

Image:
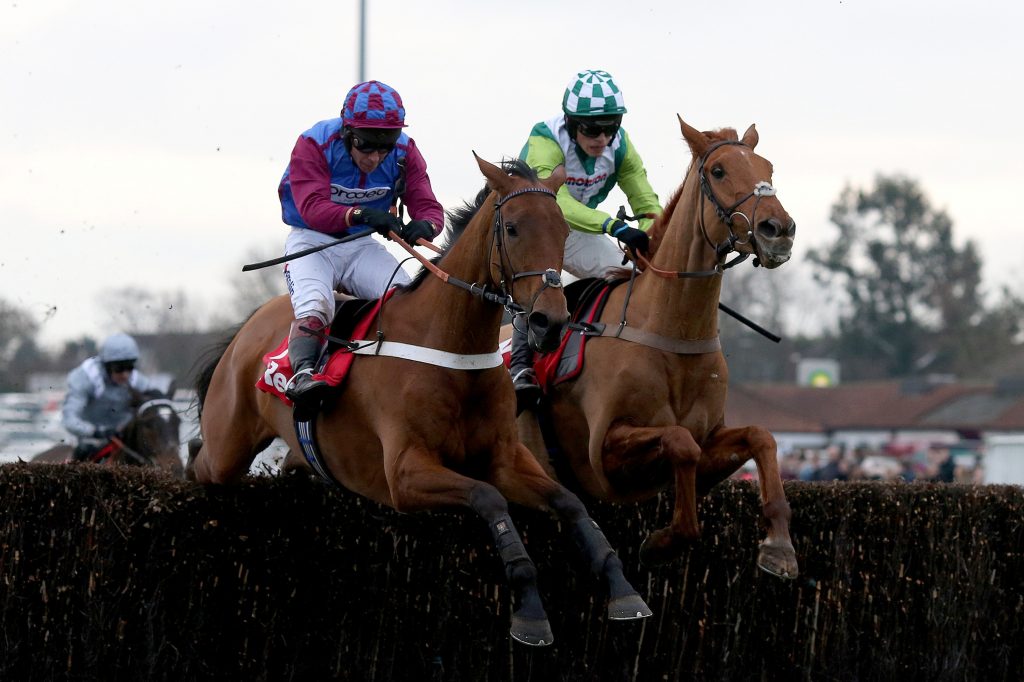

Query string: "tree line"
[[2, 175, 1022, 392]]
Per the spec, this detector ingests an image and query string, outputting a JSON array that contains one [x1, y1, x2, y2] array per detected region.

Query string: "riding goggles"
[[576, 119, 621, 139], [107, 361, 135, 373], [349, 128, 401, 154]]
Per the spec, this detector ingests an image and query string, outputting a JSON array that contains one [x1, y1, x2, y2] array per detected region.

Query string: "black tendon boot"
[[284, 318, 329, 418], [509, 324, 541, 415]]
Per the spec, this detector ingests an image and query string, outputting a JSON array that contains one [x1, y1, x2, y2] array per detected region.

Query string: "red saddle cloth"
[[256, 294, 388, 405], [501, 282, 615, 394]]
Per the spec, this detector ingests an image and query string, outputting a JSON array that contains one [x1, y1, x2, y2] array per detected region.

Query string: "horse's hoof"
[[757, 540, 799, 580], [608, 593, 653, 621], [510, 615, 554, 647]]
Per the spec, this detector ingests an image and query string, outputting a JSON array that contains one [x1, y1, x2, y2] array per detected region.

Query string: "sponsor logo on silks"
[[564, 173, 609, 188], [283, 264, 295, 295], [263, 346, 291, 395], [330, 184, 390, 204]]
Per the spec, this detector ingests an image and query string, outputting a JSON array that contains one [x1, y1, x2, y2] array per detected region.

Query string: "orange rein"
[[386, 231, 446, 280]]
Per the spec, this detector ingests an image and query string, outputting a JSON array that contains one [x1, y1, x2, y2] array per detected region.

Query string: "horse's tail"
[[188, 315, 253, 417]]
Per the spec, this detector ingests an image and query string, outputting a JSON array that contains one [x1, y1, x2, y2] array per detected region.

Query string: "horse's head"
[[122, 389, 183, 476], [678, 116, 795, 269], [475, 154, 570, 352]]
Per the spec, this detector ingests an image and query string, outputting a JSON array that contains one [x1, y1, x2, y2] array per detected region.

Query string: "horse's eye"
[[711, 166, 725, 180], [505, 222, 519, 237]]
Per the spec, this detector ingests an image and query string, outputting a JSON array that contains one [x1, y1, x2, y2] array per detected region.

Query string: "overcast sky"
[[3, 0, 1022, 349]]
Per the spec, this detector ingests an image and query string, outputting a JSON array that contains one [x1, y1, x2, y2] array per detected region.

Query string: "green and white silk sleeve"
[[521, 134, 613, 235], [617, 130, 661, 231]]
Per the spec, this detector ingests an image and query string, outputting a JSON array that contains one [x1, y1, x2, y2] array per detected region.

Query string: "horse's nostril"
[[527, 311, 550, 333], [758, 218, 783, 239]]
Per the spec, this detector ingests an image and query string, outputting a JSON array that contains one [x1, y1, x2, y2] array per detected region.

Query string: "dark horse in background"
[[32, 388, 183, 477], [187, 156, 651, 646], [516, 116, 799, 578]]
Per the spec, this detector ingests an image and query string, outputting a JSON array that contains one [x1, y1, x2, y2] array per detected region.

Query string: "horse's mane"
[[190, 315, 256, 415], [645, 127, 739, 255], [405, 159, 539, 291]]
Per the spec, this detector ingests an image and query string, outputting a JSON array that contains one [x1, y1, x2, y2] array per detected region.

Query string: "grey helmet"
[[99, 333, 140, 363]]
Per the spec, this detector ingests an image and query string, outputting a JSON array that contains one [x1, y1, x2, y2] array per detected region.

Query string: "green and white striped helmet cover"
[[562, 69, 627, 117]]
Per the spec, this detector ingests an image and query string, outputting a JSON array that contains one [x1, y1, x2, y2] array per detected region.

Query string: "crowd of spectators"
[[772, 443, 983, 483]]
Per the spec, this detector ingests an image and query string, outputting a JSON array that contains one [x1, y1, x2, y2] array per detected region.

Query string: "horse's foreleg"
[[603, 424, 702, 566], [701, 426, 798, 579], [491, 444, 652, 622], [388, 449, 553, 646]]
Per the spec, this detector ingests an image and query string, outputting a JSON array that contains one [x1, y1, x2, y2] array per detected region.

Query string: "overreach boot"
[[509, 324, 541, 415], [284, 317, 329, 417]]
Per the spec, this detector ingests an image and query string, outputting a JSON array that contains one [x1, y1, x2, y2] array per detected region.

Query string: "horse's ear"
[[741, 124, 759, 149], [541, 164, 566, 194], [677, 115, 710, 158], [472, 151, 511, 193]]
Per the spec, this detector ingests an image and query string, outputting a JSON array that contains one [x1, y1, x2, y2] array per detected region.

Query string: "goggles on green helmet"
[[573, 116, 622, 139]]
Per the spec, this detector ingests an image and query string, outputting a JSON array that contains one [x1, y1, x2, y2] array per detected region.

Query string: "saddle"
[[256, 292, 392, 404], [510, 277, 628, 393]]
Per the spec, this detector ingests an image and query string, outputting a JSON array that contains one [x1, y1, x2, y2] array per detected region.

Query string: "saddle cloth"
[[501, 278, 624, 393], [256, 293, 390, 405]]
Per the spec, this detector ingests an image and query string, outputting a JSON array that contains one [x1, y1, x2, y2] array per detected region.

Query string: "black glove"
[[353, 207, 402, 236], [399, 219, 435, 245], [93, 426, 118, 441], [609, 220, 649, 255]]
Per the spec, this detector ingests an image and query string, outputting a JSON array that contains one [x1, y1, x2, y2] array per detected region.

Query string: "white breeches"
[[563, 229, 627, 279], [283, 228, 411, 325]]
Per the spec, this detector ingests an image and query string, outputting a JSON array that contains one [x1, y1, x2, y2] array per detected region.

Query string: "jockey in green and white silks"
[[511, 69, 662, 410], [519, 70, 660, 279]]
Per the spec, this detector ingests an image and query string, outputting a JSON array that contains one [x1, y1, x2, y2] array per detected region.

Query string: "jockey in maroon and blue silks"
[[277, 80, 444, 411]]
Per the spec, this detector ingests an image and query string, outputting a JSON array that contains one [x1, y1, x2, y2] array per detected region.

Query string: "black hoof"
[[608, 593, 653, 621], [510, 615, 554, 647]]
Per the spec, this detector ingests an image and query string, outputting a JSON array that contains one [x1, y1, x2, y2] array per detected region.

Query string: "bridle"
[[98, 398, 179, 466], [696, 139, 777, 267], [128, 398, 180, 463], [634, 140, 778, 280], [578, 140, 781, 342], [390, 185, 564, 317], [490, 187, 564, 320]]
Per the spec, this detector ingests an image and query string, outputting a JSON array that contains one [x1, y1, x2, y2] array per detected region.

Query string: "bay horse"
[[33, 388, 183, 477], [188, 156, 652, 646], [518, 117, 799, 577]]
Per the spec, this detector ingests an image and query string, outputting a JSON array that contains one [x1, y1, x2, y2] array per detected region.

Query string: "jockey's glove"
[[609, 220, 650, 255], [399, 220, 435, 245], [93, 426, 117, 441], [354, 207, 403, 236]]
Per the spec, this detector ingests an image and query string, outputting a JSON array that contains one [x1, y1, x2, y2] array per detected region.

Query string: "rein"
[[389, 186, 563, 315]]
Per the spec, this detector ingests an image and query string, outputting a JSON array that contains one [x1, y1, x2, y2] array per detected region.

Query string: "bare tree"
[[97, 287, 206, 335]]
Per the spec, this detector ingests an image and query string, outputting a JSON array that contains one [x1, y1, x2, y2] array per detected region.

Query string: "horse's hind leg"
[[388, 449, 553, 646], [602, 423, 702, 566], [491, 444, 652, 622], [700, 425, 798, 579]]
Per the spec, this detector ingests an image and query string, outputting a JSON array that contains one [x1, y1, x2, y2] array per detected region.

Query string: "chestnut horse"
[[188, 156, 651, 646], [33, 389, 183, 477], [517, 117, 799, 577]]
